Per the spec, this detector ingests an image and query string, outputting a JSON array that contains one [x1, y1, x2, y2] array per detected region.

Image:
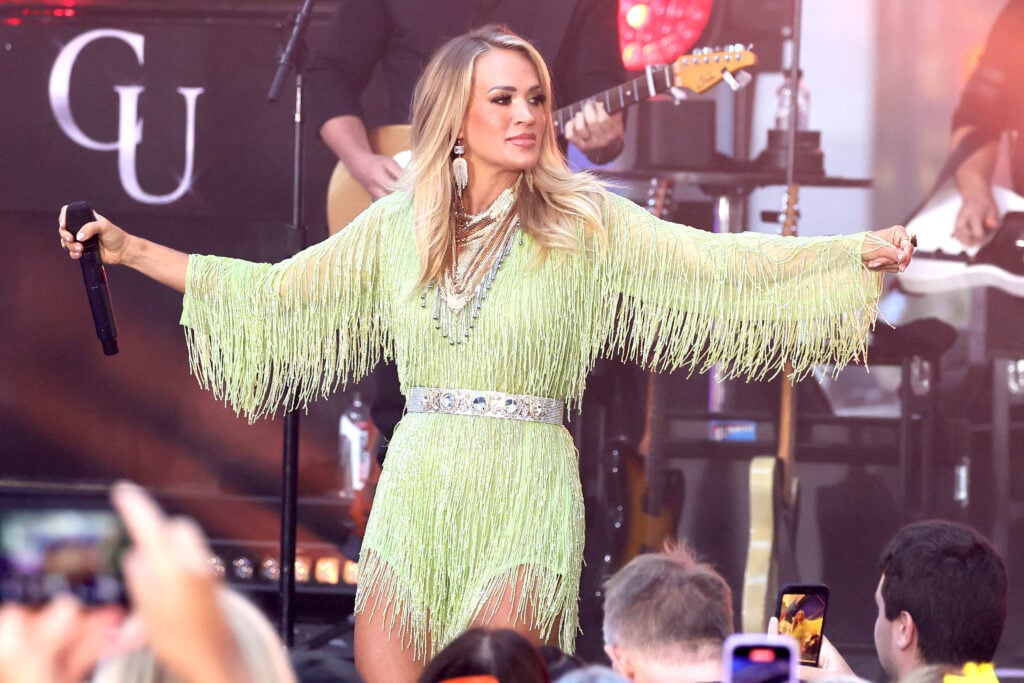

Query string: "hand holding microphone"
[[60, 201, 119, 355]]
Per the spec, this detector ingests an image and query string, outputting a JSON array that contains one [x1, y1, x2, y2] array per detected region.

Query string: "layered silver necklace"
[[422, 179, 521, 344]]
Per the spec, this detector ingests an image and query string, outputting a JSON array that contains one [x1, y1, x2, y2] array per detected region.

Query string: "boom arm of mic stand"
[[267, 0, 316, 103]]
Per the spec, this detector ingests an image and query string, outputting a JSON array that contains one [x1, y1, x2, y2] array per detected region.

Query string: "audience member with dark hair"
[[601, 542, 733, 683], [792, 519, 1007, 681], [416, 627, 550, 683], [875, 520, 1007, 675]]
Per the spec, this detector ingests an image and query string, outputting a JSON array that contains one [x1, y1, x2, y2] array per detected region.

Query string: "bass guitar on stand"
[[620, 177, 686, 564]]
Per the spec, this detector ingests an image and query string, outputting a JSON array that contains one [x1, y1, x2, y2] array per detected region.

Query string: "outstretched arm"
[[58, 206, 189, 293], [597, 194, 914, 382]]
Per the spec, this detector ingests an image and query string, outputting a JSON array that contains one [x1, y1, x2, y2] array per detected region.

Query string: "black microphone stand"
[[782, 0, 804, 192], [266, 0, 315, 648]]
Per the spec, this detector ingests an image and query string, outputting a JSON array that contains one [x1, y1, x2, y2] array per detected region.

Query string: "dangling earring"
[[524, 171, 534, 192], [452, 137, 468, 197]]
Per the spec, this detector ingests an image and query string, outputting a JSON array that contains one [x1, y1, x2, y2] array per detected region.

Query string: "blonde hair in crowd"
[[91, 588, 297, 683], [397, 25, 609, 288]]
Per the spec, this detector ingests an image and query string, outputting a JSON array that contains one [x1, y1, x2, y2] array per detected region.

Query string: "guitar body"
[[326, 125, 411, 234], [742, 455, 800, 633], [896, 182, 1024, 297], [742, 455, 780, 633], [617, 180, 685, 565], [620, 449, 685, 561]]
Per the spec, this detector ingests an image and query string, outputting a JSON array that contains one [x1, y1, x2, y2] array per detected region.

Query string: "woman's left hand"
[[863, 225, 916, 272]]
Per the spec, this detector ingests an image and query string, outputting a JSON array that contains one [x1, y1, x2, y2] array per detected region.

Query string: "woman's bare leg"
[[468, 567, 559, 648], [354, 585, 427, 683]]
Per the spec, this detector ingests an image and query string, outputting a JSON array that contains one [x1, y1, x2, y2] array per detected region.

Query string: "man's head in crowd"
[[874, 519, 1007, 679], [602, 543, 733, 683]]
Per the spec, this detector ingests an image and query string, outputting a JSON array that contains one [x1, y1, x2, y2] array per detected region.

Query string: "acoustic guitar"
[[326, 46, 758, 233]]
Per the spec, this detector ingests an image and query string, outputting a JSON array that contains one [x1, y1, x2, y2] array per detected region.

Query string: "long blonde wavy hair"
[[396, 25, 609, 288]]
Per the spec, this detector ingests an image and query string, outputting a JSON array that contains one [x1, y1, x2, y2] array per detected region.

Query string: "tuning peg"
[[668, 86, 689, 102], [721, 69, 753, 91]]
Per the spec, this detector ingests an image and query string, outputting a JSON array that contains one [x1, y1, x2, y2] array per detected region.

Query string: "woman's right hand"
[[953, 191, 999, 247], [58, 205, 131, 266]]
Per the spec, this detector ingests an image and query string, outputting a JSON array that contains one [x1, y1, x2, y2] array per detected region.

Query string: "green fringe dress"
[[179, 188, 883, 660]]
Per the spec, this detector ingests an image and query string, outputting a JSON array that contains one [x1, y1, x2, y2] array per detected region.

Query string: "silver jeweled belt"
[[406, 387, 564, 425]]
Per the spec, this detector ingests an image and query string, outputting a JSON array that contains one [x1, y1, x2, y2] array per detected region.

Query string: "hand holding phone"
[[0, 507, 129, 606], [775, 583, 829, 667]]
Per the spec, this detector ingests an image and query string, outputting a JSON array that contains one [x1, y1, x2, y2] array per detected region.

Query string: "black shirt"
[[951, 0, 1024, 192], [305, 0, 627, 133]]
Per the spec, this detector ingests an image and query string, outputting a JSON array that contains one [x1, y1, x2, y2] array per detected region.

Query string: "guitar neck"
[[552, 64, 674, 134]]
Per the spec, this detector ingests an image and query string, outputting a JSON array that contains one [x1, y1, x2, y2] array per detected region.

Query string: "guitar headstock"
[[673, 44, 758, 94]]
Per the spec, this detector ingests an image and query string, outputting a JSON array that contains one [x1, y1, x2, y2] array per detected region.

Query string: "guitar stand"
[[869, 318, 956, 523]]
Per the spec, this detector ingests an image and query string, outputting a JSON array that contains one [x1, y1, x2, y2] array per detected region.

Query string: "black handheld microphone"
[[66, 201, 118, 355]]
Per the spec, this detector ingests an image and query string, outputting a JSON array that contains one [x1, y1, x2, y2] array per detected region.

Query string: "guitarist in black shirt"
[[951, 0, 1024, 248]]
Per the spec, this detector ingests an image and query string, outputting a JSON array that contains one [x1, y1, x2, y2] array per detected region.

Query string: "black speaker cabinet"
[[634, 99, 717, 171]]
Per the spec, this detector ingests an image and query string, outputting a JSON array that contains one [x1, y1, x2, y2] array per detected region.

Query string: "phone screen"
[[0, 508, 128, 605], [729, 642, 796, 683], [776, 584, 829, 666]]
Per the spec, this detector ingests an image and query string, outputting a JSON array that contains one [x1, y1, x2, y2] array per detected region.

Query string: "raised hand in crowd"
[[0, 595, 124, 683]]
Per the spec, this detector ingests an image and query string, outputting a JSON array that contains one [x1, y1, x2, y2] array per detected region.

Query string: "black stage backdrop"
[[0, 6, 349, 503]]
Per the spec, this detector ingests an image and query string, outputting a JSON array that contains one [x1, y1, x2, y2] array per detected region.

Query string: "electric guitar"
[[896, 181, 1024, 298], [620, 177, 686, 563], [741, 183, 802, 634], [326, 46, 758, 233]]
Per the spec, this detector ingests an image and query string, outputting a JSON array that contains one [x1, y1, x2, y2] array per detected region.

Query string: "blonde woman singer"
[[60, 26, 915, 683]]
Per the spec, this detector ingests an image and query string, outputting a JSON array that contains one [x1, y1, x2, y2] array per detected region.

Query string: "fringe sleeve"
[[179, 194, 408, 421], [598, 192, 884, 381]]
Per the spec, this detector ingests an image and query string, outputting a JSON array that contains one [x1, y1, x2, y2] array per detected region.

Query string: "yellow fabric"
[[180, 188, 883, 659]]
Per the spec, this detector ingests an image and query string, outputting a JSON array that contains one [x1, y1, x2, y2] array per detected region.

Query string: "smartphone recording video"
[[776, 583, 829, 666], [723, 633, 798, 683], [0, 507, 129, 606]]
